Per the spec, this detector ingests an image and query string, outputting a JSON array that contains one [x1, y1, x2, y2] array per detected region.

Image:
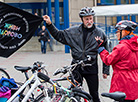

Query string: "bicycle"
[[52, 57, 93, 102], [7, 61, 48, 102], [34, 57, 93, 102], [101, 91, 126, 102], [0, 68, 10, 79], [36, 72, 93, 102]]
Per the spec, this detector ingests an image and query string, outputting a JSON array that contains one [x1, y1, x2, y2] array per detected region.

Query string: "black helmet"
[[115, 20, 137, 31], [79, 7, 95, 17]]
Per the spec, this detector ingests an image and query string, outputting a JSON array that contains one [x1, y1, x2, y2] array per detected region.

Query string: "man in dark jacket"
[[43, 7, 110, 102], [38, 25, 51, 54]]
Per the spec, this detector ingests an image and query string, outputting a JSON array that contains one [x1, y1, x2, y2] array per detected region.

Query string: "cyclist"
[[96, 20, 138, 102], [43, 7, 110, 102]]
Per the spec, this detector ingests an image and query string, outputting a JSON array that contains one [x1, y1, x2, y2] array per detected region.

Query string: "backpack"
[[0, 78, 18, 89], [0, 77, 18, 102]]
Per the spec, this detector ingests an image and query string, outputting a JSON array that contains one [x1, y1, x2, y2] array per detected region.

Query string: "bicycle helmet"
[[79, 7, 95, 17], [115, 20, 137, 31]]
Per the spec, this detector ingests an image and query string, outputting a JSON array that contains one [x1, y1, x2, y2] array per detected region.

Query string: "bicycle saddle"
[[14, 66, 31, 72], [101, 91, 126, 101]]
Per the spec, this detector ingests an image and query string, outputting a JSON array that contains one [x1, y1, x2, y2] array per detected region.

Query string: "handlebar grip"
[[53, 68, 67, 76], [37, 72, 50, 82], [38, 72, 56, 85], [53, 68, 61, 76]]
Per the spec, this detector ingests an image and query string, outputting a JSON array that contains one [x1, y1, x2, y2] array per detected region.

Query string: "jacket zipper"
[[82, 32, 85, 60]]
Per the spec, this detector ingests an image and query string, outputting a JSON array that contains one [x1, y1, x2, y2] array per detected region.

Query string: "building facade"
[[0, 0, 138, 33], [0, 0, 138, 52]]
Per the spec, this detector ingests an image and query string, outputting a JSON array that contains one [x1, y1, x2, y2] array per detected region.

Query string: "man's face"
[[42, 26, 45, 30], [82, 15, 94, 28]]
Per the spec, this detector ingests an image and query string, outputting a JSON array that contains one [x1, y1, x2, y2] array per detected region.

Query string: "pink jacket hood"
[[120, 35, 138, 52]]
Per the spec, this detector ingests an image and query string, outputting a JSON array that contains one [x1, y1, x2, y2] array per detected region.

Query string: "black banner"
[[0, 2, 43, 58]]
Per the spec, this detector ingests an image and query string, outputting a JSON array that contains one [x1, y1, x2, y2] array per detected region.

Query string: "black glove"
[[95, 36, 104, 47]]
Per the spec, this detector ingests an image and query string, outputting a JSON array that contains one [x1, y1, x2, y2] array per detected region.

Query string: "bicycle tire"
[[76, 97, 93, 102], [0, 68, 10, 79], [34, 93, 77, 102], [68, 97, 78, 102], [74, 94, 93, 102]]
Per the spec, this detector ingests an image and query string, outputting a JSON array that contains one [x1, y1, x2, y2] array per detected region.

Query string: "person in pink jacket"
[[95, 20, 138, 102]]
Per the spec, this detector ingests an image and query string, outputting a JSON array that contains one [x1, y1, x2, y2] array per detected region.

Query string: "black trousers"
[[74, 73, 100, 102]]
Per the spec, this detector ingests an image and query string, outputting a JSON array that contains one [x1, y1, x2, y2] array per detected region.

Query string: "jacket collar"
[[120, 35, 134, 41], [79, 23, 96, 32]]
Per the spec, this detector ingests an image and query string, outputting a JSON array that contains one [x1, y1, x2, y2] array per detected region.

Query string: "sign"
[[0, 2, 43, 57]]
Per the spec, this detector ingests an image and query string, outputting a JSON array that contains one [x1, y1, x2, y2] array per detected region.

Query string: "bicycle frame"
[[7, 72, 42, 102], [53, 61, 93, 102], [38, 72, 92, 102]]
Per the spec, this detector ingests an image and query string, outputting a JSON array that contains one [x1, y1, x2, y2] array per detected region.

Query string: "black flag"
[[0, 2, 43, 58]]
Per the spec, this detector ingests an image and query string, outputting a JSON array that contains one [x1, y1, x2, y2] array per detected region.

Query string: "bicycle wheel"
[[76, 97, 93, 102], [69, 97, 78, 102], [72, 89, 93, 102], [0, 68, 10, 79]]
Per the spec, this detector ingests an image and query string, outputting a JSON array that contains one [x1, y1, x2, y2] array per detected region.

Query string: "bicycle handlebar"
[[53, 57, 92, 76], [53, 68, 67, 76]]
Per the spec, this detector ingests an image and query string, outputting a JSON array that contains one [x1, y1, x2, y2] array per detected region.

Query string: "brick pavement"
[[0, 51, 136, 102]]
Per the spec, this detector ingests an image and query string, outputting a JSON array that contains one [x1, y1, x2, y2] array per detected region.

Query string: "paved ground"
[[0, 51, 136, 102]]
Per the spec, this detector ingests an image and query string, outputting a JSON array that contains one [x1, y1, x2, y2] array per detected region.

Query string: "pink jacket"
[[100, 36, 138, 100]]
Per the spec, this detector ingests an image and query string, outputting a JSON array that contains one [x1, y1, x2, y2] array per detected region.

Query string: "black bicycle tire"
[[34, 92, 93, 102], [68, 97, 78, 102], [72, 88, 92, 100], [0, 68, 10, 79], [35, 93, 66, 102], [74, 95, 93, 102]]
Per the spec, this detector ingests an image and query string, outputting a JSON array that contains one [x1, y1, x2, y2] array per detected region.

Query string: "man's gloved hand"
[[95, 36, 104, 47]]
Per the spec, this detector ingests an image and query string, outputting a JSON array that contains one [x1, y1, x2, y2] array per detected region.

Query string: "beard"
[[86, 23, 93, 28]]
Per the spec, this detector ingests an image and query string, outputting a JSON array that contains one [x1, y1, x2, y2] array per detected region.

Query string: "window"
[[112, 17, 117, 26], [135, 0, 138, 3], [121, 0, 129, 4], [122, 16, 131, 20], [23, 9, 32, 14], [59, 7, 64, 23], [50, 7, 64, 24], [98, 0, 114, 5], [136, 15, 138, 22], [51, 7, 55, 24], [34, 9, 43, 17], [105, 0, 114, 3]]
